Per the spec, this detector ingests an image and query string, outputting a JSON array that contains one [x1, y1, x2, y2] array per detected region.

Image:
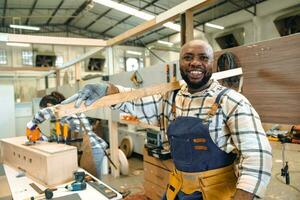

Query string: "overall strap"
[[207, 88, 230, 118], [171, 89, 180, 119]]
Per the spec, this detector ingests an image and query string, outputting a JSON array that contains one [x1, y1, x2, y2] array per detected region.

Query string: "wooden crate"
[[0, 136, 78, 187]]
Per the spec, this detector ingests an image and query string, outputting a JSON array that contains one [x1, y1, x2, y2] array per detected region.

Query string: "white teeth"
[[190, 71, 203, 75]]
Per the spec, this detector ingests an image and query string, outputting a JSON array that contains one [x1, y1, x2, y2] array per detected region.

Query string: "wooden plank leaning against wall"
[[213, 33, 300, 124]]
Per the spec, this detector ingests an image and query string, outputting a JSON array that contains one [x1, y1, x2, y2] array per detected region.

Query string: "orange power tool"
[[26, 127, 41, 143]]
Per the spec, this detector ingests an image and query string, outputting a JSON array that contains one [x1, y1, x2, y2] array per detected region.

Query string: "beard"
[[180, 69, 212, 90]]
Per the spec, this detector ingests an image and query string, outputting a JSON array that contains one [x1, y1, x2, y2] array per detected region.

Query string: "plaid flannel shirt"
[[114, 80, 272, 198], [27, 109, 107, 150]]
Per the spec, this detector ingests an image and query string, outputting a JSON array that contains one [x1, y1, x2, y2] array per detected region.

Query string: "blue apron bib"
[[165, 88, 236, 200]]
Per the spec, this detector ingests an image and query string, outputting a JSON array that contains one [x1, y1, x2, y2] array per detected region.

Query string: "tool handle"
[[55, 121, 61, 136], [63, 123, 69, 138]]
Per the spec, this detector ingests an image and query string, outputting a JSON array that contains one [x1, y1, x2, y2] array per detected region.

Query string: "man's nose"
[[190, 58, 202, 66]]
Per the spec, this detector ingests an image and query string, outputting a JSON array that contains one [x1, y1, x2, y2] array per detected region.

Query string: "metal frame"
[[25, 0, 38, 25]]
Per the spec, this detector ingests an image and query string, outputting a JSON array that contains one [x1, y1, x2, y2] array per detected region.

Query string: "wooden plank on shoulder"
[[54, 81, 181, 118]]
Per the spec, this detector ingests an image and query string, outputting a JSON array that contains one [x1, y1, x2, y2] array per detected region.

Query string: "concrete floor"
[[102, 153, 145, 199]]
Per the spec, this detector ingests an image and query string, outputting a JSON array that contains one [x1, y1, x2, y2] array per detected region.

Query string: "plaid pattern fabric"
[[114, 80, 272, 198], [27, 109, 107, 150]]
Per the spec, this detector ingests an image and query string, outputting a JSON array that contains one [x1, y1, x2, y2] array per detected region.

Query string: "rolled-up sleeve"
[[111, 85, 164, 126]]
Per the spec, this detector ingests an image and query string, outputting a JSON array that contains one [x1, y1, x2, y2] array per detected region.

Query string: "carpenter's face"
[[180, 41, 213, 92]]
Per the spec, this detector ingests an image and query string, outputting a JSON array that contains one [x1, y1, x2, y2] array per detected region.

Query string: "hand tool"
[[26, 127, 41, 144], [63, 123, 69, 143], [65, 171, 87, 191], [55, 121, 61, 143]]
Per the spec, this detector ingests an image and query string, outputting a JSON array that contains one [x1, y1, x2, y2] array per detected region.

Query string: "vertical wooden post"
[[75, 62, 81, 81], [108, 113, 120, 177], [106, 46, 120, 177], [56, 69, 60, 89], [181, 10, 194, 46]]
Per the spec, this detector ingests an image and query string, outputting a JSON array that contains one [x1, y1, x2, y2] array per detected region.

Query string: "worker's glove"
[[61, 83, 108, 108], [27, 121, 37, 130]]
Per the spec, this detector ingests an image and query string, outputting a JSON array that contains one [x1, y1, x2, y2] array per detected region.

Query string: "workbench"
[[2, 164, 122, 200]]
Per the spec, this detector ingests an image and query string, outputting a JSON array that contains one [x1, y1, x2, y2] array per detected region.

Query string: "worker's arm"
[[224, 91, 272, 199], [62, 83, 166, 126], [27, 107, 56, 129]]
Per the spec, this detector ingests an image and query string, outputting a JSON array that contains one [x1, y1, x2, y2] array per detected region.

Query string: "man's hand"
[[61, 83, 108, 108], [233, 189, 254, 200]]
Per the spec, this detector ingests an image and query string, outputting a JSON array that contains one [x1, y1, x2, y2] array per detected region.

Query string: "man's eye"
[[183, 55, 193, 61], [200, 56, 209, 62]]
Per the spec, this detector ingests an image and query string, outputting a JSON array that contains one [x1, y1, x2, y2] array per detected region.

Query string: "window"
[[22, 51, 33, 65], [55, 55, 64, 67], [0, 49, 7, 64], [125, 57, 139, 72]]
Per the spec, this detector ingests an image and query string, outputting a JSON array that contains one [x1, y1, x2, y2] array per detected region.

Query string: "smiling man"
[[63, 40, 272, 200]]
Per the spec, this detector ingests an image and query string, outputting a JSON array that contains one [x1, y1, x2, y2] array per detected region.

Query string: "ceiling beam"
[[84, 0, 126, 30], [100, 0, 160, 35], [46, 0, 65, 25], [64, 0, 92, 25], [25, 0, 38, 25], [2, 0, 7, 26], [0, 67, 52, 72], [0, 33, 107, 46]]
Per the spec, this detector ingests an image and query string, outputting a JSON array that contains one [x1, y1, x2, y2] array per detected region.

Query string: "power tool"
[[26, 127, 42, 144], [65, 171, 87, 191]]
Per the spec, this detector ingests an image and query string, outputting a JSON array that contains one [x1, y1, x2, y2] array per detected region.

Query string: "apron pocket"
[[171, 137, 192, 165]]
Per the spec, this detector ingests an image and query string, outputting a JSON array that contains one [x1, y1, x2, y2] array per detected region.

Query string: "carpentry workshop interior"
[[0, 0, 300, 200]]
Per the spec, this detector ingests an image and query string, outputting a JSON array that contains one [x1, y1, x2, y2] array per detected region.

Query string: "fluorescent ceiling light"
[[10, 24, 40, 31], [126, 50, 142, 56], [205, 23, 224, 30], [6, 42, 31, 47], [157, 40, 174, 46], [93, 0, 180, 32]]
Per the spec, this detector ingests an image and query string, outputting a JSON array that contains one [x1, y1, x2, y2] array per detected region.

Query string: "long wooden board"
[[54, 68, 242, 118]]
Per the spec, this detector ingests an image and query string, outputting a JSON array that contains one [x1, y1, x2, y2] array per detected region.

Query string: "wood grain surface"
[[214, 34, 300, 124]]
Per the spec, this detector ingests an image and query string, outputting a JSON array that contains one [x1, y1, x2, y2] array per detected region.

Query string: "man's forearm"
[[106, 83, 119, 95], [233, 189, 254, 200]]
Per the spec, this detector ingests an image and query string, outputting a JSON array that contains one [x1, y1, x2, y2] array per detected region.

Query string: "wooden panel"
[[144, 180, 166, 200], [144, 161, 170, 187], [214, 34, 300, 124], [0, 136, 78, 187]]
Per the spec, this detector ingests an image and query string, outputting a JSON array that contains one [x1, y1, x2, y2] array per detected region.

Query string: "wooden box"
[[0, 136, 78, 187]]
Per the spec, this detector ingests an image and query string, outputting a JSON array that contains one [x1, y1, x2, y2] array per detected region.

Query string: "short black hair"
[[39, 92, 66, 108]]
